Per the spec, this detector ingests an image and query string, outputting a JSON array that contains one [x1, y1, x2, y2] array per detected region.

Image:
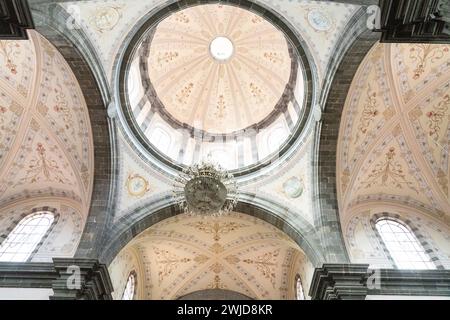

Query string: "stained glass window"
[[376, 218, 435, 270], [0, 212, 54, 262], [121, 272, 136, 300]]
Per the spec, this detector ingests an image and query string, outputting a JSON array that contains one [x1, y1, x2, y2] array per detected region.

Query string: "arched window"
[[295, 275, 305, 300], [0, 212, 54, 262], [121, 272, 136, 300], [375, 218, 435, 270]]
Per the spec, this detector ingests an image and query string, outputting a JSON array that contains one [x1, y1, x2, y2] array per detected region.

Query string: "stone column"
[[51, 258, 113, 300]]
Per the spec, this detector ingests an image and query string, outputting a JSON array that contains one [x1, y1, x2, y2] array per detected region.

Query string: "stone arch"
[[99, 197, 323, 268], [313, 22, 380, 263], [30, 8, 114, 259]]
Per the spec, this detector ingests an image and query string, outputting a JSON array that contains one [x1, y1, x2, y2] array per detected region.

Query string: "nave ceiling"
[[338, 42, 450, 226], [109, 212, 313, 300], [0, 0, 447, 286], [0, 30, 94, 217]]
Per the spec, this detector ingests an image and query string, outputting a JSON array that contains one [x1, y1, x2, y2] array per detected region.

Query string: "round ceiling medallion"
[[210, 36, 234, 61], [283, 177, 304, 198], [307, 10, 332, 32]]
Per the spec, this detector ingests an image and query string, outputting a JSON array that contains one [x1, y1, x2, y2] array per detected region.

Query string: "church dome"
[[124, 3, 308, 172]]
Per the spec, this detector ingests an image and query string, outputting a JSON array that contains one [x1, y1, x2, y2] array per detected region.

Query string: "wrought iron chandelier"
[[172, 159, 239, 216]]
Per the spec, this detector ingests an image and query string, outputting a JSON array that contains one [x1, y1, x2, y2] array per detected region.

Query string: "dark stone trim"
[[51, 258, 113, 300], [309, 264, 450, 300], [309, 264, 369, 300], [313, 14, 380, 263], [0, 259, 114, 300], [30, 10, 114, 259], [0, 262, 56, 288], [0, 0, 34, 40], [377, 0, 450, 43], [30, 3, 110, 104], [28, 0, 379, 6], [116, 0, 314, 178], [369, 268, 450, 297]]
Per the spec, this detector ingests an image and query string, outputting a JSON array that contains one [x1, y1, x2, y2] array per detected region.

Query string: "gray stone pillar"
[[309, 264, 370, 300], [51, 259, 113, 300]]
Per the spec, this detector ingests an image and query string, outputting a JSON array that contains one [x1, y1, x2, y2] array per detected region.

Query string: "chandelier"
[[173, 159, 239, 216]]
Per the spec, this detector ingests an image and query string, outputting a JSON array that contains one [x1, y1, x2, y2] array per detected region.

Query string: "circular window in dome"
[[123, 3, 308, 172]]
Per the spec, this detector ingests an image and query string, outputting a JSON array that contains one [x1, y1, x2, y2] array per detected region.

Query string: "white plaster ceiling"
[[114, 127, 173, 222]]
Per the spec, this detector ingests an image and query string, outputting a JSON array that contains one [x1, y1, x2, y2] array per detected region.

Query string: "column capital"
[[309, 264, 370, 300], [51, 258, 113, 300]]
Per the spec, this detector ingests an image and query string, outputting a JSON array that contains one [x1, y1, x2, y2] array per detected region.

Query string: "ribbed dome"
[[126, 3, 305, 171], [145, 4, 294, 134]]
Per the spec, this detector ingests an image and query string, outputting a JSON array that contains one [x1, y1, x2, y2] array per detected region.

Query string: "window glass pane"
[[376, 218, 435, 270], [122, 273, 136, 300], [0, 212, 54, 262], [150, 128, 171, 154], [296, 276, 305, 300]]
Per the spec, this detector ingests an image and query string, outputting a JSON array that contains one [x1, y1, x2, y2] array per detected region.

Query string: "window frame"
[[121, 271, 137, 300], [295, 274, 305, 300], [372, 215, 442, 270], [0, 208, 59, 263]]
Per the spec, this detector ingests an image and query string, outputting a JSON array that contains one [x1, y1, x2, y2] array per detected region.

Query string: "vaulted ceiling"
[[109, 212, 313, 300], [0, 30, 94, 217], [338, 42, 450, 225], [58, 0, 360, 83], [48, 0, 364, 234], [145, 4, 294, 134]]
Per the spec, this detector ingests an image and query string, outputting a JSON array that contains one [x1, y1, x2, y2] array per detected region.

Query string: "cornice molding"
[[0, 0, 34, 40], [310, 264, 450, 299], [378, 0, 450, 43]]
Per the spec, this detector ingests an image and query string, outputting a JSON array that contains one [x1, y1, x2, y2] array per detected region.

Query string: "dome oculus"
[[126, 4, 306, 171], [210, 36, 234, 61]]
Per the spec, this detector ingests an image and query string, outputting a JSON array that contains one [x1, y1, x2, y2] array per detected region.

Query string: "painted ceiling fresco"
[[0, 30, 94, 216], [109, 212, 313, 300], [46, 0, 360, 228], [126, 2, 305, 171], [338, 42, 450, 224], [114, 128, 172, 222], [146, 4, 294, 134], [59, 0, 360, 84]]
